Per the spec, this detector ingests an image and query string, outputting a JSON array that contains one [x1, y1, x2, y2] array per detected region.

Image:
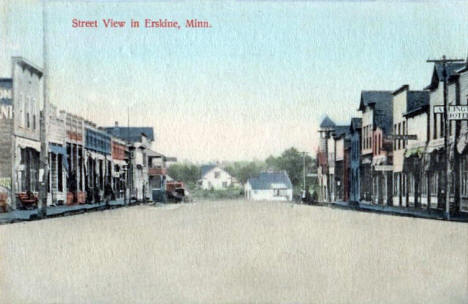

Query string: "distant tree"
[[167, 163, 201, 187], [224, 161, 266, 185], [265, 147, 315, 188]]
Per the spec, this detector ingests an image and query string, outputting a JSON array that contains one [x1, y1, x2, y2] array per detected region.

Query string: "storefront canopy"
[[404, 146, 425, 158], [49, 143, 68, 171]]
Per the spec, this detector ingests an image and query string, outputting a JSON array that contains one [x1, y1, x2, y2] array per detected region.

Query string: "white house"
[[244, 171, 293, 201], [199, 165, 233, 190]]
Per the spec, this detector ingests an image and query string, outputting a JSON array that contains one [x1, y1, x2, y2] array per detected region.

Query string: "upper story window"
[[402, 121, 406, 149], [397, 123, 401, 150]]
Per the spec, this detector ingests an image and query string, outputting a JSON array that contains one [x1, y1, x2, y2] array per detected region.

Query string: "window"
[[398, 123, 401, 150], [430, 173, 439, 196], [33, 115, 36, 130], [214, 171, 220, 178], [408, 174, 414, 195], [402, 121, 406, 149], [462, 156, 468, 196], [393, 174, 399, 196], [58, 154, 63, 192], [421, 173, 427, 197], [440, 115, 445, 138], [26, 113, 30, 128], [222, 181, 227, 188], [434, 114, 438, 139], [377, 134, 380, 154]]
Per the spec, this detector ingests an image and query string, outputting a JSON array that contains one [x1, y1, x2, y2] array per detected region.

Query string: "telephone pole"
[[39, 0, 50, 218], [427, 55, 464, 220], [303, 152, 307, 191]]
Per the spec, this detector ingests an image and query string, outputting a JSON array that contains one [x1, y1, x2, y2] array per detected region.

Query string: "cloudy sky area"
[[1, 0, 467, 162]]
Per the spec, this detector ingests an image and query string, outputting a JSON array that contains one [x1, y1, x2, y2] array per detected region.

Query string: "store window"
[[462, 156, 468, 196]]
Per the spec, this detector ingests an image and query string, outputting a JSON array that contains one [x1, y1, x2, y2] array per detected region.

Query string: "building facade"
[[245, 171, 293, 201], [316, 116, 336, 202], [358, 91, 393, 203], [199, 164, 233, 190], [349, 118, 362, 203], [47, 104, 67, 206]]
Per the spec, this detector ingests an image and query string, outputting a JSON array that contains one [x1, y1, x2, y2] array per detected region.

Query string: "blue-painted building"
[[85, 128, 111, 155]]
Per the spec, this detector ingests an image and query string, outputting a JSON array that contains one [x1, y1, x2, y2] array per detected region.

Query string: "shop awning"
[[49, 144, 68, 171], [113, 159, 127, 167], [372, 155, 387, 166], [16, 136, 41, 152], [362, 157, 372, 165], [404, 146, 425, 158], [49, 144, 66, 155]]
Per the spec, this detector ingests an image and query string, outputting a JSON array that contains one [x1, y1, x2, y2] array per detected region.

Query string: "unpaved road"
[[1, 200, 467, 303]]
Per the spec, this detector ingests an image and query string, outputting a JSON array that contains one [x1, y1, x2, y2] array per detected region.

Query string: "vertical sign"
[[0, 79, 13, 207]]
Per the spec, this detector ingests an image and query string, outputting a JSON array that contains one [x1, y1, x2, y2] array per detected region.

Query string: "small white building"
[[199, 165, 233, 190], [244, 171, 293, 201]]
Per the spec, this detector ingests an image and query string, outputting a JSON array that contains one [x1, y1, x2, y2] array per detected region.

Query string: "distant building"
[[349, 118, 362, 203], [244, 171, 293, 201], [333, 125, 351, 202], [47, 104, 67, 206], [102, 122, 154, 144], [316, 116, 336, 202], [199, 164, 233, 190], [128, 134, 150, 201], [104, 122, 155, 201], [358, 90, 393, 203], [424, 62, 466, 210], [392, 85, 429, 207]]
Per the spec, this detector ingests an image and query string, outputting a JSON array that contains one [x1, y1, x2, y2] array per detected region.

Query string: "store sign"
[[448, 106, 468, 120], [387, 134, 417, 140], [433, 105, 468, 120], [0, 82, 12, 120], [433, 105, 444, 114], [374, 165, 393, 171]]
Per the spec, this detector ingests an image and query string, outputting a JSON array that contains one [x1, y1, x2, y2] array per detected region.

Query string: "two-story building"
[[47, 104, 67, 206], [199, 164, 234, 190], [111, 136, 127, 199], [349, 118, 362, 204], [333, 126, 350, 202], [449, 61, 468, 213], [392, 85, 430, 207], [316, 116, 336, 202], [424, 62, 465, 210], [84, 121, 111, 203], [358, 91, 393, 203], [11, 57, 43, 209], [61, 111, 86, 204], [0, 78, 13, 210]]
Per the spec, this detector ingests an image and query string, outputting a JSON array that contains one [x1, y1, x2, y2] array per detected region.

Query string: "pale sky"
[[1, 0, 467, 162]]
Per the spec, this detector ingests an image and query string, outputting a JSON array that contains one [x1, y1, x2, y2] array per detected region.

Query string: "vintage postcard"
[[0, 0, 467, 303]]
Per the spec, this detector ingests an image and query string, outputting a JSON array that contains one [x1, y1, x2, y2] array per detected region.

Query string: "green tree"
[[224, 161, 265, 185], [167, 163, 201, 188], [265, 147, 315, 188]]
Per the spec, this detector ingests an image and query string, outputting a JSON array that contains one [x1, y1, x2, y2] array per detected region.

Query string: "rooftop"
[[247, 171, 293, 190]]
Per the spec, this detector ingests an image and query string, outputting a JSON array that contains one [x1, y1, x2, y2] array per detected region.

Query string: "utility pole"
[[39, 0, 49, 218], [302, 151, 307, 191], [427, 55, 464, 220], [126, 105, 131, 204]]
